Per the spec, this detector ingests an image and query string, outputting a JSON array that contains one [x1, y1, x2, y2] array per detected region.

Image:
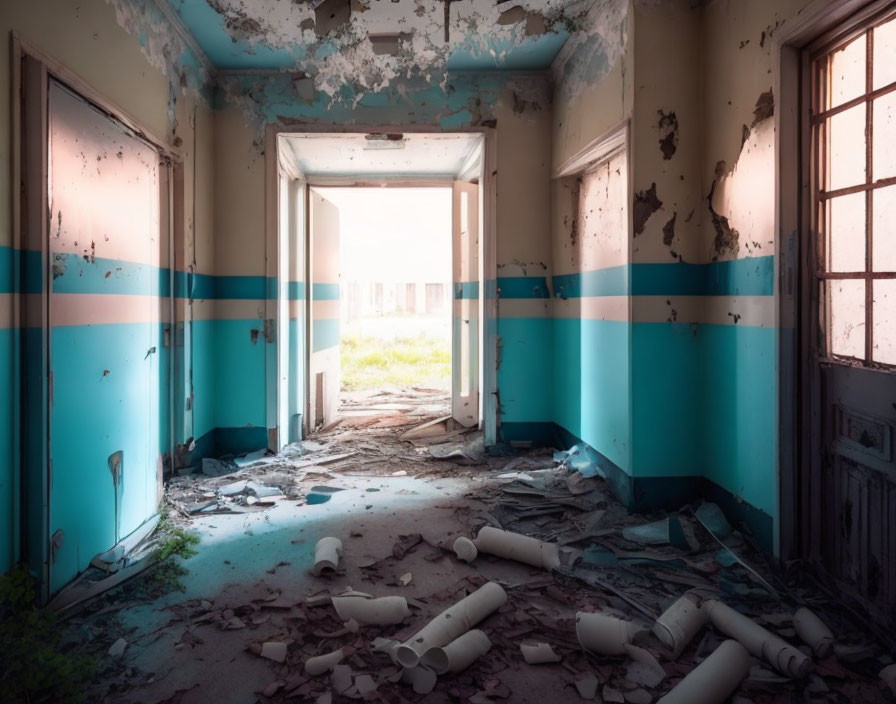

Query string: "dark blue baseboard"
[[182, 426, 269, 468]]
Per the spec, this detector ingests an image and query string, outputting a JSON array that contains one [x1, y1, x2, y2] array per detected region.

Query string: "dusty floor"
[[51, 388, 895, 703]]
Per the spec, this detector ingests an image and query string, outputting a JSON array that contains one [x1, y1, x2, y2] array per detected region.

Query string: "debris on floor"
[[58, 387, 894, 703]]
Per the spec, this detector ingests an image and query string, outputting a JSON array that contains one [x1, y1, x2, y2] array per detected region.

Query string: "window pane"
[[872, 279, 896, 364], [873, 16, 896, 90], [829, 34, 867, 108], [872, 91, 896, 180], [873, 186, 896, 271], [829, 278, 866, 358], [827, 192, 866, 272], [827, 105, 867, 190]]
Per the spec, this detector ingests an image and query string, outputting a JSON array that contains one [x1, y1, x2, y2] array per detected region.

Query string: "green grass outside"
[[341, 333, 451, 390]]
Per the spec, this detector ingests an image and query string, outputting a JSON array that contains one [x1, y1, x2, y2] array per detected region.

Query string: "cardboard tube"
[[312, 537, 342, 576], [305, 646, 348, 675], [880, 663, 896, 695], [705, 600, 812, 678], [331, 595, 409, 625], [453, 536, 478, 562], [421, 629, 492, 674], [520, 641, 562, 664], [793, 607, 834, 658], [576, 612, 645, 656], [653, 593, 707, 659], [473, 526, 560, 570], [657, 639, 751, 704], [396, 582, 507, 669]]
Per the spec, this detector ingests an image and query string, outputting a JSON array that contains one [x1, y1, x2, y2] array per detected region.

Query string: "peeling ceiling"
[[280, 132, 482, 177], [166, 0, 587, 76]]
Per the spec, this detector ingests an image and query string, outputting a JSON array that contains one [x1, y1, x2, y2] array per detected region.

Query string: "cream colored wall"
[[631, 1, 704, 264], [495, 87, 553, 277], [212, 103, 266, 276]]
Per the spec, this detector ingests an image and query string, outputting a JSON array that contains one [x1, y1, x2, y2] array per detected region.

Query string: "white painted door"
[[451, 181, 480, 427], [308, 189, 341, 430]]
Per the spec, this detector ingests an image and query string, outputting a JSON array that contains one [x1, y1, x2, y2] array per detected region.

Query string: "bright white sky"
[[315, 187, 452, 283]]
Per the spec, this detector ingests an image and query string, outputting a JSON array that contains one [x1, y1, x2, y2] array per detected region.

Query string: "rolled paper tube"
[[880, 664, 896, 696], [576, 612, 645, 656], [331, 595, 409, 625], [312, 537, 343, 576], [396, 581, 507, 669], [656, 639, 752, 704], [453, 536, 478, 562], [421, 629, 492, 674], [792, 607, 834, 658], [704, 600, 812, 679], [653, 593, 708, 659], [473, 526, 561, 570], [305, 646, 347, 675], [520, 641, 562, 664]]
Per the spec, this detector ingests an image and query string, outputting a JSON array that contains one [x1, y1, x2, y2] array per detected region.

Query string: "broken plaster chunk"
[[420, 629, 492, 674], [453, 536, 478, 563], [370, 637, 401, 664], [880, 664, 896, 695], [108, 638, 128, 658], [704, 600, 812, 679], [312, 537, 343, 576], [792, 607, 834, 658], [261, 641, 288, 663], [624, 643, 667, 688], [656, 639, 752, 704], [473, 526, 560, 571], [331, 663, 353, 694], [354, 673, 378, 696], [305, 646, 348, 675], [396, 581, 507, 669], [576, 611, 647, 656], [520, 640, 562, 664], [331, 594, 409, 625], [574, 671, 598, 700], [652, 593, 708, 659]]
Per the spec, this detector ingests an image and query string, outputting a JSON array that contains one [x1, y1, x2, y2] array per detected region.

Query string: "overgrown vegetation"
[[341, 332, 451, 390], [143, 513, 200, 595], [0, 567, 94, 703]]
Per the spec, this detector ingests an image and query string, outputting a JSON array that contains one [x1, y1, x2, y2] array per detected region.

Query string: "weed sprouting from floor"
[[143, 512, 200, 595], [0, 567, 95, 703]]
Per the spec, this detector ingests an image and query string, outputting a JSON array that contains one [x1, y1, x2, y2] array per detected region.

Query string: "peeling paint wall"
[[0, 0, 214, 577]]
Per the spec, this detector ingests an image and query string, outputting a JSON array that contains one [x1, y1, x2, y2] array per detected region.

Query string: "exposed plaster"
[[633, 183, 661, 237], [751, 88, 774, 126], [657, 110, 679, 160], [552, 0, 628, 102]]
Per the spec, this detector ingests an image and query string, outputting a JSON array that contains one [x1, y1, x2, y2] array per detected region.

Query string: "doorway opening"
[[270, 131, 495, 448], [313, 187, 453, 420]]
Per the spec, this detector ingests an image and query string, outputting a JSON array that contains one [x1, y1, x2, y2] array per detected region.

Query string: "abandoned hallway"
[[3, 0, 896, 702]]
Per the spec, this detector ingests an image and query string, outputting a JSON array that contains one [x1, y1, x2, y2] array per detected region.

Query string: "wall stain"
[[633, 183, 662, 236], [707, 160, 739, 260], [657, 110, 678, 160], [662, 211, 677, 247], [752, 88, 774, 126]]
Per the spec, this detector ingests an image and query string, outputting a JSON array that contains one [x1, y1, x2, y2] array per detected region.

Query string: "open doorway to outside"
[[313, 187, 453, 421], [270, 131, 495, 449]]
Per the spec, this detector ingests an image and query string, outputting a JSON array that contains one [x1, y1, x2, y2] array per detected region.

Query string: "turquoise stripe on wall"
[[191, 319, 216, 441], [51, 253, 169, 296], [454, 281, 479, 299], [552, 317, 631, 473], [312, 283, 340, 300], [497, 318, 552, 422], [552, 257, 774, 298], [497, 276, 550, 299], [313, 318, 340, 352]]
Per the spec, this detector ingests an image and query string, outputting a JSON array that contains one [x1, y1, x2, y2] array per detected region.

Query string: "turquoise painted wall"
[[552, 317, 631, 473], [631, 322, 703, 478], [0, 327, 14, 574], [702, 323, 777, 518], [212, 318, 267, 430], [497, 317, 553, 425], [191, 319, 216, 442]]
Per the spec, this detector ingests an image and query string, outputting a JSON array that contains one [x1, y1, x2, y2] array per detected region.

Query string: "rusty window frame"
[[810, 5, 896, 368]]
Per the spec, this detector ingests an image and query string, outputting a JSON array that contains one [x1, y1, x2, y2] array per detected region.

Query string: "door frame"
[[775, 0, 890, 562], [11, 34, 181, 599], [264, 126, 497, 446]]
